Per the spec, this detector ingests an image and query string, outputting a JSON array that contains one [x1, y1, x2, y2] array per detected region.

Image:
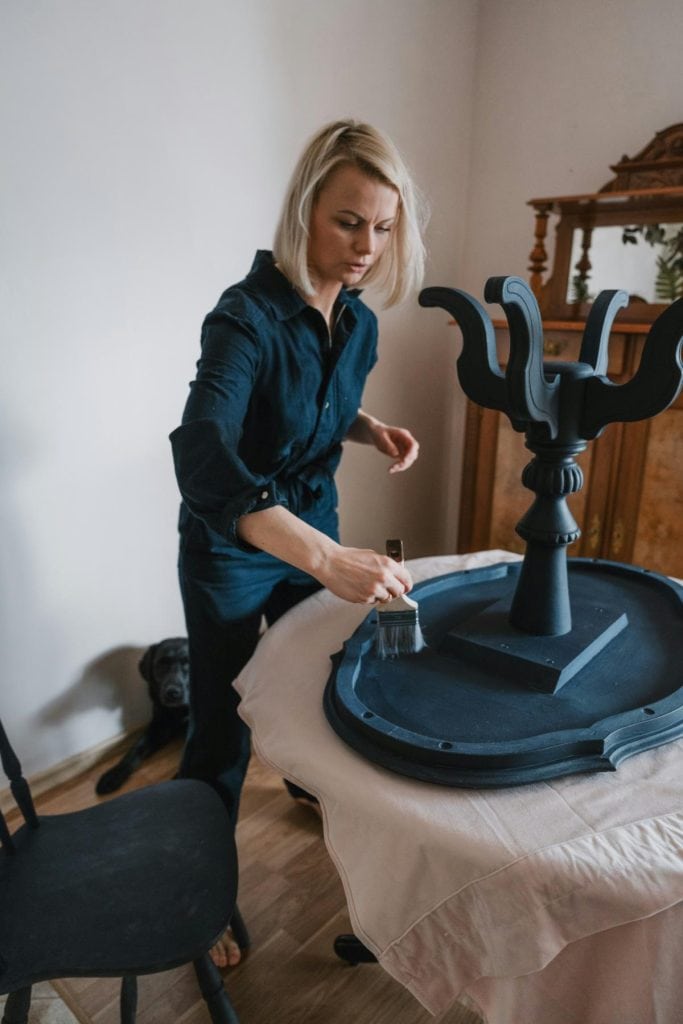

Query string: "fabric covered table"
[[234, 551, 683, 1023]]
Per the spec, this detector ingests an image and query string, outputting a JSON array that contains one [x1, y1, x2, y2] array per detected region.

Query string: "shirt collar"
[[247, 250, 363, 323]]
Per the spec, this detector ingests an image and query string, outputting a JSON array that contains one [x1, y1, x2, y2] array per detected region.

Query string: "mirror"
[[565, 223, 683, 305], [527, 124, 683, 322]]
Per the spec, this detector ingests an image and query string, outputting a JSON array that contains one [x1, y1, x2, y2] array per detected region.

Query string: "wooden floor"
[[4, 740, 484, 1024]]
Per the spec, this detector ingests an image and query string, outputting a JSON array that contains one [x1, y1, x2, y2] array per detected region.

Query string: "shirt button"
[[260, 490, 269, 500], [324, 401, 330, 410]]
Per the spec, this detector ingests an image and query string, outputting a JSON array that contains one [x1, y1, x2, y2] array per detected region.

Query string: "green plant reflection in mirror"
[[566, 224, 683, 305], [622, 224, 683, 301]]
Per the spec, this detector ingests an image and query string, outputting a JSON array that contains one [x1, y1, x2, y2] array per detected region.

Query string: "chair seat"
[[0, 779, 236, 994]]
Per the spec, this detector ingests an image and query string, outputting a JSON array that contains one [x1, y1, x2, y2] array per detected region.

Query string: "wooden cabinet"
[[458, 320, 683, 579]]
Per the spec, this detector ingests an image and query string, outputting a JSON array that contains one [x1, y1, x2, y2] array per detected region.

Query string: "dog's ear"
[[138, 644, 158, 683]]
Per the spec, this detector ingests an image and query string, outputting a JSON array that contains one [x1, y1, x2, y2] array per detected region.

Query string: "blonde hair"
[[273, 120, 427, 307]]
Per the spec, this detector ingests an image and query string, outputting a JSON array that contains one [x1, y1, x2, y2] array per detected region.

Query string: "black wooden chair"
[[0, 717, 248, 1024]]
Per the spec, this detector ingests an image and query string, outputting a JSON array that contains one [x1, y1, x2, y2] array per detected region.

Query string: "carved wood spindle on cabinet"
[[573, 225, 594, 299], [528, 203, 552, 297]]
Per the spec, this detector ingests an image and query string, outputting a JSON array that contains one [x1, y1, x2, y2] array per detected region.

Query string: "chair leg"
[[2, 987, 32, 1024], [120, 975, 138, 1024], [194, 953, 240, 1024], [230, 904, 250, 950]]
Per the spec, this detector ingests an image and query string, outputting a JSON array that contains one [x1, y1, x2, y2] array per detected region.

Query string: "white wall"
[[0, 0, 477, 777]]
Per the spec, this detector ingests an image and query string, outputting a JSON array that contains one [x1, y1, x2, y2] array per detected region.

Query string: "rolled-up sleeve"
[[169, 312, 288, 544]]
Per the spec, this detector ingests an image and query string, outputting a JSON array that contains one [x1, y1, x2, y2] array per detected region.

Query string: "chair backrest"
[[0, 718, 38, 853]]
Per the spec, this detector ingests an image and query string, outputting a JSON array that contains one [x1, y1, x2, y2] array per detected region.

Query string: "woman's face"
[[307, 162, 399, 296]]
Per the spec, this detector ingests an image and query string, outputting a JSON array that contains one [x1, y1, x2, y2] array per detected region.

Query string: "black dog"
[[95, 638, 190, 795]]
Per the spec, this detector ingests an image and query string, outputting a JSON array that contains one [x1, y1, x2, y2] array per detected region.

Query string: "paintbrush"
[[375, 539, 426, 659]]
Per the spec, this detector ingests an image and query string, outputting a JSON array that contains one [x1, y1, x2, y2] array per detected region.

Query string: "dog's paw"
[[95, 764, 131, 796]]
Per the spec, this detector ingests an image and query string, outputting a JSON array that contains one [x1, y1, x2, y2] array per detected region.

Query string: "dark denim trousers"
[[177, 544, 323, 826]]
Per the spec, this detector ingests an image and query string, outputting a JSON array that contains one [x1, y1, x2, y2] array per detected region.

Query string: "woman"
[[170, 119, 426, 963]]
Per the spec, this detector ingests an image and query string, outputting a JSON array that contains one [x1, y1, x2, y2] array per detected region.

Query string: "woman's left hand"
[[346, 410, 420, 473], [370, 422, 420, 473]]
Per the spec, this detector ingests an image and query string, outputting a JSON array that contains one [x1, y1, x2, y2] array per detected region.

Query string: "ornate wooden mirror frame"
[[528, 123, 683, 323]]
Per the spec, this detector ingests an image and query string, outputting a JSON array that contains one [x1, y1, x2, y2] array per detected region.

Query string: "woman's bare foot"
[[209, 928, 242, 969]]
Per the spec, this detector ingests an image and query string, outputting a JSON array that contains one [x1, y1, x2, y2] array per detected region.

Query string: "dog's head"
[[139, 638, 190, 709]]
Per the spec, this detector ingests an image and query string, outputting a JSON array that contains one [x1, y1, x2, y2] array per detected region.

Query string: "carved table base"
[[324, 559, 683, 788]]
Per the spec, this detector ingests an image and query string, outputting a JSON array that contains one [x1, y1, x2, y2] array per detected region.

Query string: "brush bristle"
[[375, 611, 426, 659]]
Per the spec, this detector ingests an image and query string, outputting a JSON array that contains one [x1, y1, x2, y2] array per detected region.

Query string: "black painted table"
[[325, 557, 683, 788]]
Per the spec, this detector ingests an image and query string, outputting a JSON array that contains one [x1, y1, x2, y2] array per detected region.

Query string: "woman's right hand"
[[316, 545, 413, 605], [236, 506, 413, 605]]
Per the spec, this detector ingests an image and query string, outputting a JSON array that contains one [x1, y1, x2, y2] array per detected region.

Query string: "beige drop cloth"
[[234, 551, 683, 1023]]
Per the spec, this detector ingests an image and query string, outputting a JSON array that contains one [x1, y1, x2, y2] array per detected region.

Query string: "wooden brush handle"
[[386, 539, 405, 564]]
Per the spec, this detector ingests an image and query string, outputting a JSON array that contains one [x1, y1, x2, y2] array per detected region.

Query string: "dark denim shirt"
[[170, 250, 378, 552]]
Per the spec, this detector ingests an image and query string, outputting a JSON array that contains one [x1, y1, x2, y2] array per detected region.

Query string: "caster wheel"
[[333, 934, 378, 965]]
